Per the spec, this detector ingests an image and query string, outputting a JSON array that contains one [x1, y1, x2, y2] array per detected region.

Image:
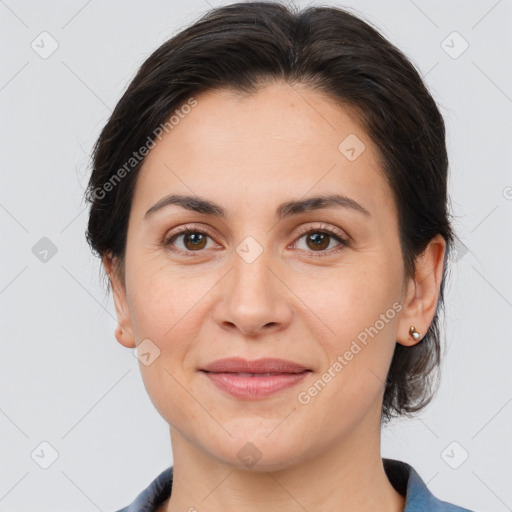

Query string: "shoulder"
[[383, 458, 477, 512], [113, 466, 174, 512]]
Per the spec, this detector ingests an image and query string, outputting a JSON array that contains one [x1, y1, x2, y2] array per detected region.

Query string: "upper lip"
[[200, 357, 311, 374]]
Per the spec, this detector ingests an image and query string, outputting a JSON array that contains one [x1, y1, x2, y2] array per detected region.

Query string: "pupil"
[[310, 233, 323, 245]]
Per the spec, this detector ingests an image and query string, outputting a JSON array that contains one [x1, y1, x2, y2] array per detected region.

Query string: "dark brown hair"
[[85, 1, 455, 424]]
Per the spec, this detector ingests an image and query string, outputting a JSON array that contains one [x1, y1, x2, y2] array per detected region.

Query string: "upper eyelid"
[[165, 224, 218, 243], [294, 223, 348, 240]]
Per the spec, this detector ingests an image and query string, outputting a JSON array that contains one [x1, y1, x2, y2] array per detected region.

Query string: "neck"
[[163, 408, 405, 512]]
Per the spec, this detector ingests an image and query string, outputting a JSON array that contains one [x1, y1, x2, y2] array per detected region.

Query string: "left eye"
[[293, 229, 348, 254], [165, 228, 217, 252]]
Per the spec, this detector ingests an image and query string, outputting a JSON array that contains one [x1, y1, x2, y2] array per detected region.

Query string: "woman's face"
[[108, 82, 421, 471]]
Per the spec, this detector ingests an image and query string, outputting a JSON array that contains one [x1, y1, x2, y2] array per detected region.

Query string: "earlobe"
[[114, 325, 135, 349], [102, 253, 137, 349], [396, 234, 446, 347], [408, 325, 421, 341]]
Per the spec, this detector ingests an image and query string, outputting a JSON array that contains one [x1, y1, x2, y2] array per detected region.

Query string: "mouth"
[[199, 357, 312, 399]]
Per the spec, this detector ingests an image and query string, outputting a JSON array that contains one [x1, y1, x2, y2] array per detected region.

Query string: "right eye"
[[163, 226, 220, 255]]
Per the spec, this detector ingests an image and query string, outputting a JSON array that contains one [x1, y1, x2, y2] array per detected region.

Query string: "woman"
[[85, 2, 476, 511]]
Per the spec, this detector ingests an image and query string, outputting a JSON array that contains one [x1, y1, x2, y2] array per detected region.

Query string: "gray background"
[[1, 0, 511, 510]]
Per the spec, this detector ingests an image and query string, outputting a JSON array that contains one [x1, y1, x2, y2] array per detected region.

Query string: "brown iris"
[[183, 232, 208, 250], [306, 232, 330, 251]]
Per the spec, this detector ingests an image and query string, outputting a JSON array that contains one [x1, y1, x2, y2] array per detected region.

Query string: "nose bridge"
[[233, 244, 273, 299], [213, 238, 292, 334]]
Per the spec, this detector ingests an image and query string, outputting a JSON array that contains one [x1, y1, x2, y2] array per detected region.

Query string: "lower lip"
[[201, 371, 310, 399]]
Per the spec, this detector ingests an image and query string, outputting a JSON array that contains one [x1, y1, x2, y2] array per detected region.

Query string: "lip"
[[199, 357, 312, 399], [200, 357, 311, 374]]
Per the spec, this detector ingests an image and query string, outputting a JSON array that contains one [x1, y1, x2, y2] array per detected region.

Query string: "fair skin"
[[104, 81, 445, 512]]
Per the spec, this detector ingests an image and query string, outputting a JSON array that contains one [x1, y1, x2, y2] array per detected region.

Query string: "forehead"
[[131, 82, 395, 221]]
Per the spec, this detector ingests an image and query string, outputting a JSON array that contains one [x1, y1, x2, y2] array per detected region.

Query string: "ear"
[[102, 253, 136, 349], [397, 234, 446, 347]]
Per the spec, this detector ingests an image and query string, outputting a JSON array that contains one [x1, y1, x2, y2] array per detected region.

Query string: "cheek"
[[294, 257, 401, 403], [127, 278, 200, 428], [293, 300, 400, 449], [126, 254, 202, 342], [288, 254, 401, 346], [124, 262, 215, 415]]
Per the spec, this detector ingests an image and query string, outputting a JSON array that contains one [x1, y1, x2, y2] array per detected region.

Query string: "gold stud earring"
[[409, 325, 421, 341]]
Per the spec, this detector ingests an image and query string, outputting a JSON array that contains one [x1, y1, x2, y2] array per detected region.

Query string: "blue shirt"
[[115, 458, 475, 512]]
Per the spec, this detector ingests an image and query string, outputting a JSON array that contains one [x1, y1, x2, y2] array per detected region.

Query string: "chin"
[[204, 429, 308, 473]]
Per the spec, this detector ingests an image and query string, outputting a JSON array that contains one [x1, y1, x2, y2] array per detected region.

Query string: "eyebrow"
[[144, 192, 371, 220]]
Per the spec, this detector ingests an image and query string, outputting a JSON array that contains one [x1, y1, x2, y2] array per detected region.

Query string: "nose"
[[212, 250, 293, 337]]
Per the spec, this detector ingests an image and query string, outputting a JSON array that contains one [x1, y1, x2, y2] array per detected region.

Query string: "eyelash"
[[162, 224, 350, 258]]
